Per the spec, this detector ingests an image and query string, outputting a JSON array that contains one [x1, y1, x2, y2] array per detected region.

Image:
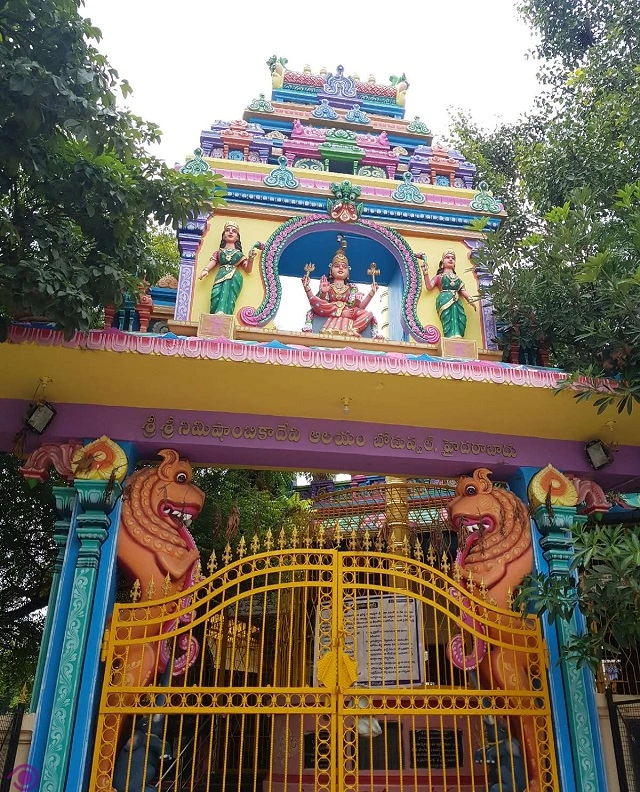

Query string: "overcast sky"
[[81, 0, 541, 166]]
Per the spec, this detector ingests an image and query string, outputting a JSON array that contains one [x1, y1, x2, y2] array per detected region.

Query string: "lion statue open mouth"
[[448, 467, 532, 610], [116, 448, 205, 682], [448, 468, 540, 792]]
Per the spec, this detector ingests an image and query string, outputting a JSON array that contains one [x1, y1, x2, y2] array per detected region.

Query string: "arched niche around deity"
[[237, 215, 443, 345]]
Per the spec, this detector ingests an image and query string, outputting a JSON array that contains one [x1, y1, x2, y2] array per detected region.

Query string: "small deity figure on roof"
[[301, 235, 380, 337], [199, 222, 263, 315], [419, 249, 476, 338]]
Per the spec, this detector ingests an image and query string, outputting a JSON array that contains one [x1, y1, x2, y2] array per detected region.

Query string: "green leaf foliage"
[[0, 454, 56, 704], [190, 469, 308, 560], [515, 520, 640, 673], [449, 0, 640, 411], [0, 0, 226, 336], [143, 225, 181, 285]]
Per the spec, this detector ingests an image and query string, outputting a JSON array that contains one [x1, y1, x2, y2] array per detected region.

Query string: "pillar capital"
[[530, 505, 587, 577], [73, 478, 122, 515]]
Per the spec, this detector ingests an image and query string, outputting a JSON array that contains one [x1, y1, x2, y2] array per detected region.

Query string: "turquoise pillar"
[[30, 485, 76, 710], [38, 477, 122, 792], [531, 503, 608, 792], [510, 468, 578, 792], [28, 494, 82, 778], [65, 441, 135, 791]]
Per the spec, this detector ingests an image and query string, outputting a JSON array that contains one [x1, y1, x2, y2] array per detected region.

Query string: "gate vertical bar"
[[604, 687, 630, 792], [332, 548, 341, 792]]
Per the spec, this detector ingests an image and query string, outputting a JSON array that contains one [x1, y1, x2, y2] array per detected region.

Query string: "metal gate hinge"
[[100, 627, 110, 662]]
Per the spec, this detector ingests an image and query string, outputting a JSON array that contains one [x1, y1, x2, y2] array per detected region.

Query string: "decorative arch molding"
[[238, 215, 441, 344]]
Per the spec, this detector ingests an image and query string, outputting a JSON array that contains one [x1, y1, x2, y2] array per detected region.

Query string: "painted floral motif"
[[263, 157, 299, 189], [247, 94, 274, 112], [323, 65, 357, 97], [345, 104, 370, 124], [179, 148, 210, 176], [311, 99, 339, 120], [392, 172, 425, 204], [407, 116, 431, 134], [470, 181, 502, 213]]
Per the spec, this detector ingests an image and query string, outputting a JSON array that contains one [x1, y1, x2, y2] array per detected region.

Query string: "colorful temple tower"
[[1, 60, 638, 792], [172, 58, 501, 359]]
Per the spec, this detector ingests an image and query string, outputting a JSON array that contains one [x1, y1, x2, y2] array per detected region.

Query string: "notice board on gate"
[[314, 593, 424, 687], [354, 594, 425, 687]]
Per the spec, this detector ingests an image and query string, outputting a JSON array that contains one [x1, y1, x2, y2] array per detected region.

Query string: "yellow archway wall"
[[190, 215, 483, 347]]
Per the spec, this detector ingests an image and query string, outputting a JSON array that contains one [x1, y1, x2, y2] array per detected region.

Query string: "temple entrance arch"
[[238, 215, 440, 344]]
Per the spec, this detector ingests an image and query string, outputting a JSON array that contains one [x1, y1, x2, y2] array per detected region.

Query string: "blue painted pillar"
[[65, 442, 136, 792], [37, 476, 123, 792], [510, 467, 578, 792], [30, 486, 77, 711], [530, 503, 608, 792], [28, 493, 81, 777]]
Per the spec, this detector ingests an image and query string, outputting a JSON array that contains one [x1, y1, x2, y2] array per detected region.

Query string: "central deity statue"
[[301, 235, 380, 337]]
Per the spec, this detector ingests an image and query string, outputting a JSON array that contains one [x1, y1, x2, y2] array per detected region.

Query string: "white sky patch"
[[82, 0, 541, 166]]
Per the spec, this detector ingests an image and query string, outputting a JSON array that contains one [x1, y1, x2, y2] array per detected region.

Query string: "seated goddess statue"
[[301, 235, 380, 337]]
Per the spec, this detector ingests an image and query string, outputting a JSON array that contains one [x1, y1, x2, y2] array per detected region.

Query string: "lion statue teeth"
[[100, 449, 206, 790], [449, 467, 532, 610], [116, 448, 205, 684], [119, 448, 203, 594], [448, 467, 540, 792]]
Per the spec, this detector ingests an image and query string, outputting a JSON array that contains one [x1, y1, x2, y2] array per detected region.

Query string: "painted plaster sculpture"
[[326, 180, 363, 223], [419, 249, 476, 338], [528, 463, 578, 509], [101, 450, 205, 791], [447, 468, 539, 792], [567, 474, 610, 515], [71, 436, 129, 482], [19, 441, 82, 482], [198, 221, 263, 315], [116, 448, 204, 682], [301, 234, 380, 336]]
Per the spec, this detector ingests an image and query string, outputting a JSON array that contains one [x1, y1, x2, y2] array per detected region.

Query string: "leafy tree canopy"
[[0, 454, 56, 703], [0, 0, 225, 337], [450, 0, 640, 410], [189, 469, 308, 562], [143, 225, 181, 285]]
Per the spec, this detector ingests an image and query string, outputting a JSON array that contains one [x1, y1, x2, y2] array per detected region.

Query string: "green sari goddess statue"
[[198, 222, 262, 315], [419, 249, 477, 338]]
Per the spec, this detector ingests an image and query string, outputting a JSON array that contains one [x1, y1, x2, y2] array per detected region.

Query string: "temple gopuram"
[[2, 59, 638, 792]]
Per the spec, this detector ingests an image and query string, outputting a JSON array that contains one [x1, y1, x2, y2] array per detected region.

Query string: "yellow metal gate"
[[91, 533, 558, 792]]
